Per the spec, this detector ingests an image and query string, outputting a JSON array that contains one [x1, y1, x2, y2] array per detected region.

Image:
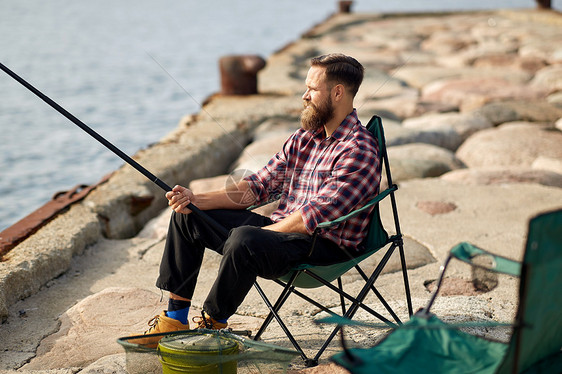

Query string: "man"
[[141, 53, 381, 343]]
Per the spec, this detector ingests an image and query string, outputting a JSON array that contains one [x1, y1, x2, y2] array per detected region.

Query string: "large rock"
[[22, 287, 264, 371], [229, 133, 288, 173], [472, 100, 562, 125], [532, 156, 562, 175], [360, 90, 460, 120], [22, 287, 167, 370], [530, 64, 562, 94], [252, 117, 300, 142], [441, 167, 562, 188], [392, 66, 531, 89], [421, 77, 548, 111], [386, 143, 465, 182], [402, 112, 492, 150], [456, 123, 562, 168], [472, 54, 547, 74]]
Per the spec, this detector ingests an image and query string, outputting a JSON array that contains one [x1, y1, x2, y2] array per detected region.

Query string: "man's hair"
[[310, 54, 364, 97]]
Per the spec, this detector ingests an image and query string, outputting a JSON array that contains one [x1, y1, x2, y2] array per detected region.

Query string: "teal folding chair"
[[252, 116, 413, 367], [331, 209, 562, 373]]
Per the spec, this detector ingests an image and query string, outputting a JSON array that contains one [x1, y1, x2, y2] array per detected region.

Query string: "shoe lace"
[[192, 311, 213, 329], [144, 314, 160, 334]]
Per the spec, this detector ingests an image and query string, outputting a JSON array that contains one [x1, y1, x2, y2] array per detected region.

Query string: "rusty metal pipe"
[[0, 62, 228, 239]]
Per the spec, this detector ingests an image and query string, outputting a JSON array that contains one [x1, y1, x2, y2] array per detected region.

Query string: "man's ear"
[[332, 83, 345, 102]]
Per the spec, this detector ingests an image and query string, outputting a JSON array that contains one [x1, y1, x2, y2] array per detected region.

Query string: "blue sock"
[[166, 299, 190, 325]]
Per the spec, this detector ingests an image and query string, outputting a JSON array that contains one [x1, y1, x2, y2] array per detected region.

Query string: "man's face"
[[301, 66, 335, 132]]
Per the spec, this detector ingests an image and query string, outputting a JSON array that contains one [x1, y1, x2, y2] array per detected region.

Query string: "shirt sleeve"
[[300, 145, 381, 234]]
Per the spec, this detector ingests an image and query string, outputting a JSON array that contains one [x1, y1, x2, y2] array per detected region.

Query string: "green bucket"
[[157, 332, 239, 374]]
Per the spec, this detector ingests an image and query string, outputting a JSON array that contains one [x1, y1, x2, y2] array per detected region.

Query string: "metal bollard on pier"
[[219, 55, 266, 96]]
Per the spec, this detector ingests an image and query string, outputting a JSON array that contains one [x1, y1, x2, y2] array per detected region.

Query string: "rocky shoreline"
[[1, 8, 562, 374]]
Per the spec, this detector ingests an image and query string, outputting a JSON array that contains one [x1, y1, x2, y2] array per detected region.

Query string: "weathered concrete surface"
[[1, 7, 562, 374]]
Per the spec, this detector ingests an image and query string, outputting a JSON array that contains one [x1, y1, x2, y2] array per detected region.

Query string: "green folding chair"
[[252, 116, 414, 367], [331, 208, 562, 373]]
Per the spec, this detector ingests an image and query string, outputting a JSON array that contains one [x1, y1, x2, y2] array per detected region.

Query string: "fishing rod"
[[0, 61, 228, 238]]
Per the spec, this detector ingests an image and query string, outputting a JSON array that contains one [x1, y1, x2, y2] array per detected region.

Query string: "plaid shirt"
[[244, 110, 381, 250]]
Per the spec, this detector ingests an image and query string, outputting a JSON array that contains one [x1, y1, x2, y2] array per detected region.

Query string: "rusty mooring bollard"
[[219, 55, 266, 95], [535, 0, 551, 8], [339, 1, 353, 13]]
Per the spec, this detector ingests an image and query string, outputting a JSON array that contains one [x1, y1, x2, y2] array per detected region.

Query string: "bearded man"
[[140, 53, 381, 343]]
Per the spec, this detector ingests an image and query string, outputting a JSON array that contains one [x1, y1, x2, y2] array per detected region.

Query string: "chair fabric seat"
[[278, 246, 382, 288], [333, 314, 507, 374]]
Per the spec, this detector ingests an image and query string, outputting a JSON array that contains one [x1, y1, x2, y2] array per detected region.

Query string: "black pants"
[[156, 209, 355, 320]]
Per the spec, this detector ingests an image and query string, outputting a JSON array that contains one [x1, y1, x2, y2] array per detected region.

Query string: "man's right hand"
[[166, 185, 195, 214]]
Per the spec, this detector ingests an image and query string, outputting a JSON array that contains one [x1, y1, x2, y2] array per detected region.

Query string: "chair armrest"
[[450, 242, 521, 277], [316, 185, 397, 230]]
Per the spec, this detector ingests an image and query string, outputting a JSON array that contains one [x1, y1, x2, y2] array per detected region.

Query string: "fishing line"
[[357, 54, 413, 112], [0, 61, 228, 238], [145, 51, 265, 171]]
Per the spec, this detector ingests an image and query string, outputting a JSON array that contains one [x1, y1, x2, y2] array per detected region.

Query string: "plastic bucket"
[[157, 332, 239, 374]]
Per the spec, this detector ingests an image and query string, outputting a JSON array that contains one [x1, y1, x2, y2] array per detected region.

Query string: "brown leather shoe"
[[192, 311, 228, 330], [135, 311, 189, 348]]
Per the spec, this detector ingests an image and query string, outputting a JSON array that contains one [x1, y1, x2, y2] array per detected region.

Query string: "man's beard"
[[300, 97, 335, 132]]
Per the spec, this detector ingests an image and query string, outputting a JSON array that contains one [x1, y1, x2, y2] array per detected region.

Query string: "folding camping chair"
[[252, 115, 414, 367], [331, 208, 562, 374]]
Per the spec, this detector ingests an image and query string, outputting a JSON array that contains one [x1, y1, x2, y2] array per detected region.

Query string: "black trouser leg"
[[156, 209, 271, 299], [157, 209, 354, 320]]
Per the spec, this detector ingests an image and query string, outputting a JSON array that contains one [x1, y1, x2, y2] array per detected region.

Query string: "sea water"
[[0, 0, 541, 231]]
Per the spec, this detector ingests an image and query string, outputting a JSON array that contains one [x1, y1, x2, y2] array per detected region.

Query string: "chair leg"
[[355, 264, 401, 324], [338, 277, 346, 315], [312, 247, 401, 362], [398, 241, 414, 316], [253, 280, 292, 341], [253, 274, 314, 364]]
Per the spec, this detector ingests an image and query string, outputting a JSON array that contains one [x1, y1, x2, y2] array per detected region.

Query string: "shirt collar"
[[331, 109, 359, 141], [310, 109, 359, 142]]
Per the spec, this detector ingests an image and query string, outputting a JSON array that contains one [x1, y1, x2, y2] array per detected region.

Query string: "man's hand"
[[166, 185, 195, 214]]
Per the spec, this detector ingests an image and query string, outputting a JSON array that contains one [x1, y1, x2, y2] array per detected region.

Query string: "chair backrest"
[[497, 209, 562, 373], [364, 115, 391, 252]]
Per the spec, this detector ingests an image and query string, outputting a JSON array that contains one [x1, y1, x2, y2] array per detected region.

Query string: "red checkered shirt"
[[244, 110, 381, 250]]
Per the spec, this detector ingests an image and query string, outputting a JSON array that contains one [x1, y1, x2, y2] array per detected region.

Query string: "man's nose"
[[302, 89, 310, 101]]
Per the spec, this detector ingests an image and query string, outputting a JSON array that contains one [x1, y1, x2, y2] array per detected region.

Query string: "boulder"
[[252, 118, 299, 142], [532, 156, 562, 175], [548, 92, 562, 105], [229, 133, 288, 173], [520, 41, 562, 65], [472, 54, 547, 73], [472, 100, 562, 126], [441, 167, 562, 188], [22, 287, 167, 370], [388, 143, 464, 170], [530, 64, 562, 94], [456, 123, 562, 168], [421, 77, 548, 111], [386, 143, 465, 182], [402, 112, 492, 150], [22, 287, 264, 371], [392, 66, 531, 89], [420, 31, 475, 54]]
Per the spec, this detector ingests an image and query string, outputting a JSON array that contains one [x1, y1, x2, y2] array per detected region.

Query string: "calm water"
[[0, 0, 543, 231]]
